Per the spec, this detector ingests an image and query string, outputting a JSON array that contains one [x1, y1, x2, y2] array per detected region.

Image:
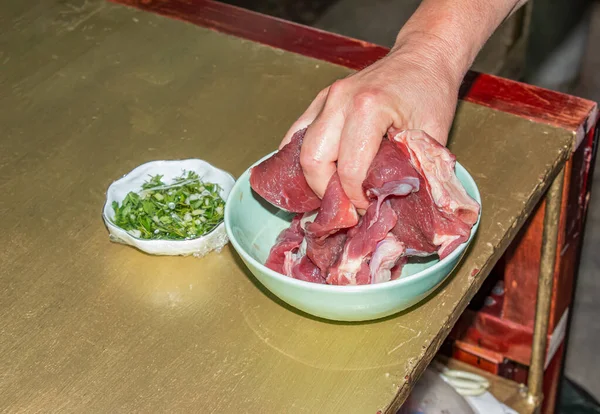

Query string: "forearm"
[[391, 0, 528, 88]]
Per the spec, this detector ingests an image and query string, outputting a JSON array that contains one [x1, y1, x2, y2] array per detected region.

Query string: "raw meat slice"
[[389, 178, 471, 260], [291, 256, 325, 284], [264, 215, 304, 274], [306, 231, 347, 274], [250, 128, 321, 213], [388, 183, 440, 257], [305, 172, 358, 238], [369, 233, 405, 284], [431, 214, 471, 259], [304, 173, 358, 273], [327, 201, 398, 285], [363, 139, 420, 219], [392, 129, 480, 226], [363, 139, 421, 200]]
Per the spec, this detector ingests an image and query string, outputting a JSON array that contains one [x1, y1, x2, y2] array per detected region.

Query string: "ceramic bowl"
[[103, 159, 235, 257], [225, 152, 481, 321]]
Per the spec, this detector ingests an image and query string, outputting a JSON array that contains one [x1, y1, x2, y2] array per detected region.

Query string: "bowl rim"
[[225, 151, 482, 293], [102, 158, 236, 245]]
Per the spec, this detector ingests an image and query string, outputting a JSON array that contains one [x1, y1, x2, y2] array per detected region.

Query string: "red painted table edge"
[[109, 0, 599, 145]]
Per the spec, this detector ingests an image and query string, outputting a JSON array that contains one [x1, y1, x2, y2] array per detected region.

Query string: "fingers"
[[299, 100, 346, 198], [279, 86, 330, 149], [338, 93, 390, 209]]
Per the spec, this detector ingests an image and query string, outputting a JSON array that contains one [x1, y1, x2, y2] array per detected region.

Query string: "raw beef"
[[363, 139, 421, 203], [264, 214, 304, 275], [388, 179, 471, 259], [306, 231, 348, 275], [393, 129, 479, 226], [253, 128, 480, 285], [369, 233, 406, 284], [305, 172, 358, 238], [304, 172, 358, 273], [250, 128, 321, 213], [327, 201, 398, 285], [291, 256, 325, 284], [264, 215, 326, 284]]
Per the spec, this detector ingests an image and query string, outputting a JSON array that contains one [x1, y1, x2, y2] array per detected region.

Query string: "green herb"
[[111, 170, 225, 240]]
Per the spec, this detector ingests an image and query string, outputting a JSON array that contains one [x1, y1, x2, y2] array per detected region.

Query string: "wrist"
[[390, 0, 499, 90], [389, 31, 466, 94]]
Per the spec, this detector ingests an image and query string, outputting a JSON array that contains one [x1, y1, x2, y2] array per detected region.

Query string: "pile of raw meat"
[[250, 129, 480, 285]]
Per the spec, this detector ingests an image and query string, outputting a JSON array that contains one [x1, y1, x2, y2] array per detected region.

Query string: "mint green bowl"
[[225, 152, 481, 322]]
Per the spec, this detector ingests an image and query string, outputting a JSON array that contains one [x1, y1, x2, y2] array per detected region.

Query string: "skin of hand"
[[279, 0, 528, 210]]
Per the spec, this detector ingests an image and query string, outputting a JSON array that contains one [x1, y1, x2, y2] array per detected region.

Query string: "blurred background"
[[219, 0, 600, 409]]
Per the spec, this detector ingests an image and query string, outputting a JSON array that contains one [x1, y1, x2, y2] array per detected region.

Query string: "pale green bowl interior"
[[225, 152, 481, 321]]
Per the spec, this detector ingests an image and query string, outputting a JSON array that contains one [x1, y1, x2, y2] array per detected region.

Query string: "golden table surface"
[[0, 1, 578, 413]]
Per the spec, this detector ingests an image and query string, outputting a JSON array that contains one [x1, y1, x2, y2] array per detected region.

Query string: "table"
[[1, 0, 597, 413]]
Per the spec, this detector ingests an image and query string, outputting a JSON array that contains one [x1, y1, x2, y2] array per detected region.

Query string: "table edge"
[[109, 0, 598, 146]]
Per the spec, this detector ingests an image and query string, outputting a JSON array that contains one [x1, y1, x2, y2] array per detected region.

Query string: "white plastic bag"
[[398, 366, 517, 414], [398, 369, 476, 414], [465, 392, 518, 414]]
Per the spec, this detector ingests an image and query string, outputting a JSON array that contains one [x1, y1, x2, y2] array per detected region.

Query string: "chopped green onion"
[[111, 170, 226, 240]]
